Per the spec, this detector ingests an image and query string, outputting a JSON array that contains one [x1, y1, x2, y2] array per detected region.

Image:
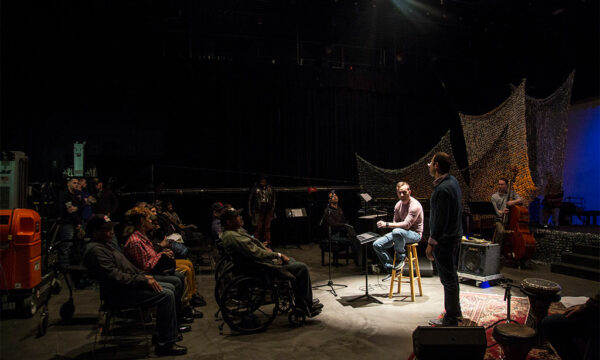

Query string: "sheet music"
[[291, 208, 304, 217], [356, 232, 380, 244], [359, 193, 372, 202], [359, 214, 386, 219]]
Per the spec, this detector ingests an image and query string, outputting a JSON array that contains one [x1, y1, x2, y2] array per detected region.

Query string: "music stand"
[[359, 193, 373, 216], [312, 207, 347, 296], [347, 232, 383, 304], [284, 208, 307, 249], [467, 201, 497, 239]]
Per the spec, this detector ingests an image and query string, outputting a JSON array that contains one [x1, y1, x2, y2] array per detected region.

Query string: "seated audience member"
[[322, 190, 362, 267], [541, 290, 599, 360], [220, 208, 323, 317], [123, 207, 194, 325], [211, 202, 227, 242], [373, 182, 424, 281], [149, 212, 206, 309], [164, 201, 198, 230], [83, 215, 187, 356]]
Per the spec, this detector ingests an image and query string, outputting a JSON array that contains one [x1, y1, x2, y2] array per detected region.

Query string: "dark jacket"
[[58, 190, 83, 225], [324, 206, 347, 233], [83, 240, 148, 299], [429, 174, 463, 244]]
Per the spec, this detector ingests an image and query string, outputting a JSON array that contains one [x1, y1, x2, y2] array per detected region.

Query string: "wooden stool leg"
[[408, 248, 415, 302], [388, 252, 396, 299], [413, 246, 423, 296], [397, 257, 402, 295]]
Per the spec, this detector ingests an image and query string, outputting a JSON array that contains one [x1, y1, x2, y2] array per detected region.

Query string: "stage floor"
[[1, 243, 597, 360]]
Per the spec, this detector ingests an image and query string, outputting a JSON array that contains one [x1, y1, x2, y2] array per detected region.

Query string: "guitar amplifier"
[[458, 242, 500, 276]]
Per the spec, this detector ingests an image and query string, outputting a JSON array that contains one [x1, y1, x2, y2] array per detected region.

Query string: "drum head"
[[521, 278, 561, 295]]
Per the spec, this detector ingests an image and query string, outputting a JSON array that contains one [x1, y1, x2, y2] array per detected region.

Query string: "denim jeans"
[[372, 228, 421, 272], [154, 273, 184, 318], [58, 224, 75, 269], [432, 238, 462, 320]]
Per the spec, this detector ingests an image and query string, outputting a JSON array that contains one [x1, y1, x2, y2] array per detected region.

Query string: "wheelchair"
[[214, 254, 310, 334]]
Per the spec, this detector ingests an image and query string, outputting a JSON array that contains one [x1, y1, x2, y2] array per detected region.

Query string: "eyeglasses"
[[398, 191, 409, 195]]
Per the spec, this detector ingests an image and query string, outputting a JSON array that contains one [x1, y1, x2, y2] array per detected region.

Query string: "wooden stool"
[[389, 243, 422, 301]]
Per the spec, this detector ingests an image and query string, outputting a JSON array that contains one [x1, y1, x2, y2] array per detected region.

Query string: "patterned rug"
[[414, 292, 564, 360]]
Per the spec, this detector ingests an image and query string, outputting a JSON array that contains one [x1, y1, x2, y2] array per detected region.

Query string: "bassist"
[[491, 177, 523, 246]]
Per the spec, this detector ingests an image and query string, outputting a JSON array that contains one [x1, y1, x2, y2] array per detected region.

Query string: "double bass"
[[502, 169, 536, 260]]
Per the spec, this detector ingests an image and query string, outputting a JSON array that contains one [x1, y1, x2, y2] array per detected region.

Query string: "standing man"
[[248, 175, 276, 246], [491, 177, 523, 245], [57, 178, 83, 270], [372, 182, 424, 281], [425, 152, 463, 326]]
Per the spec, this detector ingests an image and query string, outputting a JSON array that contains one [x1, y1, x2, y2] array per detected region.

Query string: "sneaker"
[[191, 294, 207, 307], [381, 273, 393, 282], [393, 258, 405, 271]]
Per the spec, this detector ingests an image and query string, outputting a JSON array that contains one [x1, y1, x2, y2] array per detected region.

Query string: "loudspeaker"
[[413, 326, 486, 360], [458, 242, 500, 276]]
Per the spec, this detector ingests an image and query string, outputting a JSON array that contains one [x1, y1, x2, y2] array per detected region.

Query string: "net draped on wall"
[[525, 71, 574, 195], [459, 80, 537, 202], [356, 73, 574, 205], [356, 131, 468, 201]]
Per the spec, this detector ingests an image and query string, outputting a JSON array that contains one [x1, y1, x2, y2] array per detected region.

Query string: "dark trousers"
[[254, 212, 273, 243], [541, 311, 599, 360], [113, 283, 179, 344], [283, 260, 313, 314], [432, 238, 462, 320]]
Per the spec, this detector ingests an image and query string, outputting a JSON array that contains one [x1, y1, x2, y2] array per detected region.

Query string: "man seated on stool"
[[83, 214, 187, 356], [373, 182, 424, 281], [220, 208, 323, 317], [323, 190, 362, 267]]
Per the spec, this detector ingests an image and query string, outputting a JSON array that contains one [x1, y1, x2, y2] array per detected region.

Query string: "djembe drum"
[[520, 278, 561, 347], [492, 323, 537, 360]]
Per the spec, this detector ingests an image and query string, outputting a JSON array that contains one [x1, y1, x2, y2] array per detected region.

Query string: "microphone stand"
[[313, 207, 347, 296]]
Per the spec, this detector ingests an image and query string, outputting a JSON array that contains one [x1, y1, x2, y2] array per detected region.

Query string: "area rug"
[[410, 292, 563, 360]]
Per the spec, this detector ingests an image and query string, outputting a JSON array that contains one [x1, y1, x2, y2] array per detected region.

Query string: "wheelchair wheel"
[[288, 308, 306, 327], [214, 257, 232, 280], [275, 284, 293, 313], [214, 264, 235, 307], [220, 276, 278, 333]]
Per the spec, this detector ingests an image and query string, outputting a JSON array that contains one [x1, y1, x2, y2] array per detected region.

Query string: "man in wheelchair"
[[220, 208, 323, 318]]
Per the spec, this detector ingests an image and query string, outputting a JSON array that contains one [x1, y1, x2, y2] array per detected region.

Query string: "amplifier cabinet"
[[458, 242, 500, 276]]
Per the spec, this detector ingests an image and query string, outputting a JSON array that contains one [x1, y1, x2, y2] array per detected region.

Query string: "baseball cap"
[[211, 202, 226, 212], [220, 208, 243, 223], [87, 214, 115, 233]]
